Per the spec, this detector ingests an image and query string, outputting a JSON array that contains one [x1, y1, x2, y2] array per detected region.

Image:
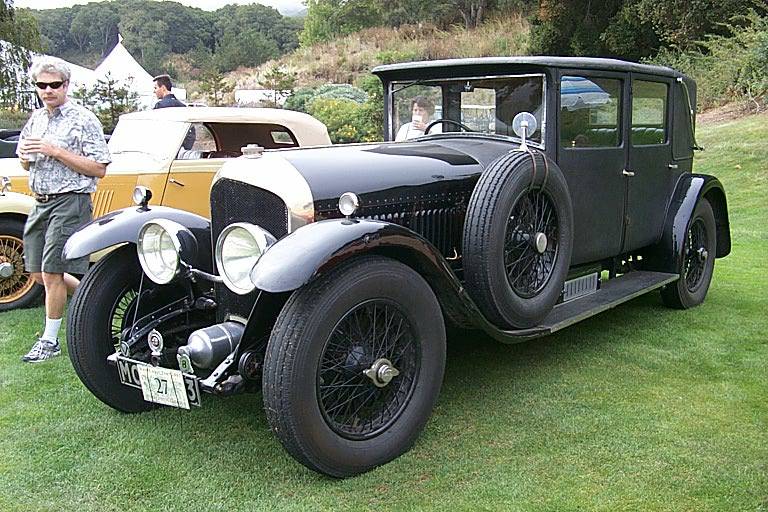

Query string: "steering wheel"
[[425, 118, 474, 135]]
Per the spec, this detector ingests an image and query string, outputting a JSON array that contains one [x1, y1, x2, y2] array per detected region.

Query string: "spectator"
[[17, 56, 110, 363], [153, 74, 186, 109], [395, 96, 441, 141]]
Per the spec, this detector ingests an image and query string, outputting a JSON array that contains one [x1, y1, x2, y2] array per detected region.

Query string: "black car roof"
[[372, 56, 687, 80]]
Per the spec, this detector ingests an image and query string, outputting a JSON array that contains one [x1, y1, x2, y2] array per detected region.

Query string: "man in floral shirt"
[[16, 56, 111, 363]]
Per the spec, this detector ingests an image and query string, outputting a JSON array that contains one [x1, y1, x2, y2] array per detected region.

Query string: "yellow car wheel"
[[0, 218, 43, 311]]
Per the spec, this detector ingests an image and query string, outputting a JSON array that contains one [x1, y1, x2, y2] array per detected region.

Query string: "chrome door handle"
[[668, 163, 679, 169], [622, 169, 635, 177], [169, 178, 185, 187]]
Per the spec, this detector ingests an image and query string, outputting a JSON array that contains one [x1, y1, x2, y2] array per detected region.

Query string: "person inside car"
[[396, 96, 441, 141]]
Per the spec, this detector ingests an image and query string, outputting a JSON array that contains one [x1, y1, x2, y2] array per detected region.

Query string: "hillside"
[[230, 16, 529, 90]]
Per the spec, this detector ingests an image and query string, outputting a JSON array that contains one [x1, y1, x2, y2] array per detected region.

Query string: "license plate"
[[116, 356, 201, 408]]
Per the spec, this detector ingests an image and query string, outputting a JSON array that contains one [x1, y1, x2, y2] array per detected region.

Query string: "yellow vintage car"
[[0, 107, 330, 311]]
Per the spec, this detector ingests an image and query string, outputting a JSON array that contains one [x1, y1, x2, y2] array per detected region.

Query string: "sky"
[[15, 0, 305, 15]]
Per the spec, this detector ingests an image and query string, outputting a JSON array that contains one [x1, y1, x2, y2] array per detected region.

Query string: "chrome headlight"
[[132, 186, 152, 207], [215, 223, 276, 295], [137, 219, 196, 284], [338, 192, 359, 216]]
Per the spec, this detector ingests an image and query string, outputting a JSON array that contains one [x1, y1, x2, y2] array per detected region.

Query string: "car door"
[[161, 123, 225, 218], [623, 75, 678, 252], [556, 71, 627, 265]]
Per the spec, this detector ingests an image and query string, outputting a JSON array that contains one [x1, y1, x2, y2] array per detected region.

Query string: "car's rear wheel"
[[661, 198, 717, 309], [463, 151, 573, 329], [0, 218, 43, 311], [263, 256, 446, 477], [67, 246, 180, 413]]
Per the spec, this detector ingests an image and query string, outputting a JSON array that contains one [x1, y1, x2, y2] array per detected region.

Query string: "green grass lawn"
[[1, 114, 766, 511]]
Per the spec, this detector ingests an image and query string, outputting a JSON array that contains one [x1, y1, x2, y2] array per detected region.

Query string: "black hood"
[[279, 137, 517, 206]]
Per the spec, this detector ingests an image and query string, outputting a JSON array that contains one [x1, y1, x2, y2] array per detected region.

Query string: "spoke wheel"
[[504, 190, 559, 298], [0, 219, 43, 311], [263, 256, 446, 477], [318, 299, 419, 440], [684, 218, 708, 292], [110, 288, 139, 348], [67, 246, 180, 413], [661, 198, 717, 309], [463, 151, 573, 329]]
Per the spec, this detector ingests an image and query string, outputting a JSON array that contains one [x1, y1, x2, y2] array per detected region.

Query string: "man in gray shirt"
[[17, 56, 111, 363]]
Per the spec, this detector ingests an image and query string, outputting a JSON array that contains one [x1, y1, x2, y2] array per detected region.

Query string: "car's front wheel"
[[0, 218, 44, 311], [67, 246, 180, 413], [262, 256, 446, 477], [661, 198, 717, 309]]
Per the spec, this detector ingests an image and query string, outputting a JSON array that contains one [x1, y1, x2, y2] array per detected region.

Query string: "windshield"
[[390, 74, 545, 144], [109, 119, 188, 159]]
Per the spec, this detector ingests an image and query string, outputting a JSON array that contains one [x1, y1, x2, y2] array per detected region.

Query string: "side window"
[[271, 130, 297, 146], [632, 80, 668, 145], [560, 76, 621, 148], [176, 123, 216, 160]]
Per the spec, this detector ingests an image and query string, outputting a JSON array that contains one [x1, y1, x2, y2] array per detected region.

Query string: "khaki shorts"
[[23, 193, 92, 274]]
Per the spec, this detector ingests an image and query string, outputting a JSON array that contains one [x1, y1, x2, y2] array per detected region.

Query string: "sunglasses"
[[35, 81, 67, 90]]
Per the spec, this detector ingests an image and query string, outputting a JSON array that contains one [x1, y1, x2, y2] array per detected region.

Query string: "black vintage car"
[[63, 57, 730, 477]]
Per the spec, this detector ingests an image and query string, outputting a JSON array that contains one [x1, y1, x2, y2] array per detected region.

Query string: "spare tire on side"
[[463, 150, 573, 329]]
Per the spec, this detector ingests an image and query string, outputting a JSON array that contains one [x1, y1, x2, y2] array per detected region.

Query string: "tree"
[[301, 0, 383, 46], [260, 66, 297, 107], [72, 73, 139, 132], [452, 0, 489, 30], [96, 74, 139, 132], [198, 69, 234, 106], [215, 28, 279, 72], [33, 7, 72, 56], [0, 1, 41, 108]]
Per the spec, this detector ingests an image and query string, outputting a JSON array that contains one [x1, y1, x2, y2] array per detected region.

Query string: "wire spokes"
[[317, 299, 419, 440], [503, 190, 559, 298]]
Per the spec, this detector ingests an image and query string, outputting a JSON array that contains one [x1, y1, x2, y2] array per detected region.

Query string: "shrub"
[[306, 97, 363, 143], [284, 86, 319, 113], [0, 109, 32, 130], [313, 83, 368, 104], [375, 48, 421, 64], [650, 12, 767, 110]]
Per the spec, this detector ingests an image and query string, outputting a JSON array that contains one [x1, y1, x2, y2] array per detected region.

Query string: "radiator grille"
[[210, 178, 289, 318], [366, 206, 465, 256]]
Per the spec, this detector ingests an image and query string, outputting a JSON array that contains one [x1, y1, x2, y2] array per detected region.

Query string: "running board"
[[494, 271, 679, 342]]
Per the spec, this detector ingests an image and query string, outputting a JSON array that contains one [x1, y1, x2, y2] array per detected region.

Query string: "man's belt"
[[34, 192, 87, 203]]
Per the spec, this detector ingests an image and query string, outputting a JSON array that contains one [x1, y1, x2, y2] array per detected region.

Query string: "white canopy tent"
[[92, 35, 186, 108]]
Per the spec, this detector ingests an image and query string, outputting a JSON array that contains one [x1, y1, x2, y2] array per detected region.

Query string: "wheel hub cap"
[[363, 358, 400, 388], [0, 262, 12, 279], [534, 232, 548, 254], [697, 248, 708, 263]]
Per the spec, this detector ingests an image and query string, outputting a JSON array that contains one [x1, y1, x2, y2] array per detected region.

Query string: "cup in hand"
[[20, 138, 39, 162]]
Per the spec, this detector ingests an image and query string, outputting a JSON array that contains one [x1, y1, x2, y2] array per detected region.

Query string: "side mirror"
[[512, 112, 538, 150]]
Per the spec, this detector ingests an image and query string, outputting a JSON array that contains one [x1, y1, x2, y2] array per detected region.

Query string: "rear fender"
[[645, 174, 730, 272], [63, 205, 212, 270]]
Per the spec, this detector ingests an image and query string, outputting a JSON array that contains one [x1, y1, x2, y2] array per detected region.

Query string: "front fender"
[[63, 205, 211, 266], [0, 190, 34, 216], [251, 218, 479, 327], [646, 174, 730, 272], [251, 218, 445, 291]]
